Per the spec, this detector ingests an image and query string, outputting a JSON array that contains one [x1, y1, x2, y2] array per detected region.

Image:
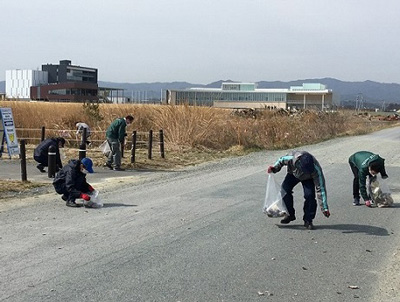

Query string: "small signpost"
[[0, 107, 20, 158]]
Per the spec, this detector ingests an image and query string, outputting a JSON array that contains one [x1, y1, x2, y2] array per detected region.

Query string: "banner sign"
[[0, 107, 20, 156]]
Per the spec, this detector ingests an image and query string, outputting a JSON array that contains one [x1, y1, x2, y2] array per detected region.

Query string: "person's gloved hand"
[[267, 166, 275, 173], [80, 193, 91, 201], [323, 210, 330, 217], [365, 200, 373, 207], [88, 185, 94, 192]]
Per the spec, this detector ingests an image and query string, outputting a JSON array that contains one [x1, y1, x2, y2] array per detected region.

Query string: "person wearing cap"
[[105, 115, 134, 171], [53, 157, 95, 207], [33, 137, 65, 173], [267, 150, 329, 230], [348, 151, 388, 207]]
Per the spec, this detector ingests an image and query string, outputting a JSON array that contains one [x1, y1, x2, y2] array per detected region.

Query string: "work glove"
[[80, 193, 91, 201], [323, 210, 330, 218], [267, 166, 275, 174], [365, 200, 374, 207], [88, 185, 94, 192]]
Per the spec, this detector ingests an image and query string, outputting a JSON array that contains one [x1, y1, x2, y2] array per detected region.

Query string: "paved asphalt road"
[[1, 127, 400, 302]]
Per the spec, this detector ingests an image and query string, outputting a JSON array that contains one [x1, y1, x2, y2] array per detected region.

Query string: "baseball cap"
[[81, 157, 94, 173]]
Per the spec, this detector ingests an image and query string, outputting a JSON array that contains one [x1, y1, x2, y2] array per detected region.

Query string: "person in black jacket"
[[52, 157, 95, 207], [33, 137, 65, 173]]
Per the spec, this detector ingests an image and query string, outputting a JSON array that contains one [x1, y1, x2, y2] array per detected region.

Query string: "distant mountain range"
[[2, 78, 400, 108]]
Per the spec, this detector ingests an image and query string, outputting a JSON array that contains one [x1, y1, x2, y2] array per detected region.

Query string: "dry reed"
[[0, 101, 391, 152]]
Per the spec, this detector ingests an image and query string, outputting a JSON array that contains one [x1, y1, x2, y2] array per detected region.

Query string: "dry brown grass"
[[0, 180, 47, 194], [0, 100, 396, 155]]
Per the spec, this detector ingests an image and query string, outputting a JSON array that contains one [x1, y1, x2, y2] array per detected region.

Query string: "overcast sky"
[[1, 0, 400, 84]]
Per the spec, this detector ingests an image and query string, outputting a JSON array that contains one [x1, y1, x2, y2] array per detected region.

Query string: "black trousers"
[[53, 183, 81, 202], [349, 162, 360, 199], [281, 173, 317, 223]]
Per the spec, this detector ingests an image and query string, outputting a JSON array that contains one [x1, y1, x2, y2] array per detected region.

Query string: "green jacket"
[[348, 151, 387, 200], [106, 118, 127, 142]]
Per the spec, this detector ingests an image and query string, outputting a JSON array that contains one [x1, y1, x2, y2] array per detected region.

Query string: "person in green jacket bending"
[[105, 115, 134, 171], [348, 151, 388, 207]]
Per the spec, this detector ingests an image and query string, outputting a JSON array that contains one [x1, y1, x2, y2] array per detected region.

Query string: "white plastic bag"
[[99, 140, 111, 157], [84, 190, 103, 208], [262, 174, 288, 217], [367, 175, 393, 207]]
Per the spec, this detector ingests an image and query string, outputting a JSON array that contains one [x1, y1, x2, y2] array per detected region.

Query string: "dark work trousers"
[[349, 162, 360, 199], [281, 173, 317, 223], [53, 183, 81, 202]]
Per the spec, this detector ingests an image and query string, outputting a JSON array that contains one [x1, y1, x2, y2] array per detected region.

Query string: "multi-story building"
[[6, 70, 48, 100], [6, 60, 99, 102], [30, 60, 99, 102], [166, 82, 333, 110]]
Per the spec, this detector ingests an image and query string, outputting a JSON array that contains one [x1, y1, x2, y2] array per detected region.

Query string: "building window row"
[[49, 88, 97, 96]]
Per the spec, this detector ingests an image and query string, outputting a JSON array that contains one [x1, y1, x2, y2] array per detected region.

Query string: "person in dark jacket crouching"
[[34, 137, 66, 173], [53, 157, 95, 207]]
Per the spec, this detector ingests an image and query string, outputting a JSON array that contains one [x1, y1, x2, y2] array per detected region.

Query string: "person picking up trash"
[[348, 151, 388, 207], [52, 157, 95, 207], [105, 115, 134, 171], [75, 121, 91, 145], [33, 137, 65, 173], [267, 150, 329, 230]]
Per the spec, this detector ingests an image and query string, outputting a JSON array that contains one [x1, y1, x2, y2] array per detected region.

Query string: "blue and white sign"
[[0, 107, 20, 156]]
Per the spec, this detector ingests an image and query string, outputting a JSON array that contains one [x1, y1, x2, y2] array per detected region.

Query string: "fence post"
[[159, 129, 165, 159], [81, 127, 87, 145], [48, 145, 56, 178], [131, 131, 136, 163], [121, 141, 125, 158], [148, 130, 153, 160], [20, 139, 27, 182], [41, 126, 45, 141], [78, 142, 86, 160]]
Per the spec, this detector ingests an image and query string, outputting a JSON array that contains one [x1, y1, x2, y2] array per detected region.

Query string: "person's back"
[[34, 137, 65, 172], [34, 138, 55, 159], [106, 118, 126, 141], [349, 151, 387, 177], [53, 157, 94, 207], [76, 122, 91, 136], [348, 151, 388, 206], [53, 159, 87, 192]]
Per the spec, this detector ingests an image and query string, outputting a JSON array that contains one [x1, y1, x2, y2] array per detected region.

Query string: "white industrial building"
[[166, 82, 333, 110], [5, 70, 48, 99]]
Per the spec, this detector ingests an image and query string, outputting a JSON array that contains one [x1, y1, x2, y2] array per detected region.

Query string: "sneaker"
[[304, 221, 314, 230], [36, 164, 46, 173], [113, 167, 125, 171], [66, 200, 82, 207], [352, 197, 360, 206], [280, 215, 296, 224], [104, 162, 113, 170], [61, 194, 68, 201]]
